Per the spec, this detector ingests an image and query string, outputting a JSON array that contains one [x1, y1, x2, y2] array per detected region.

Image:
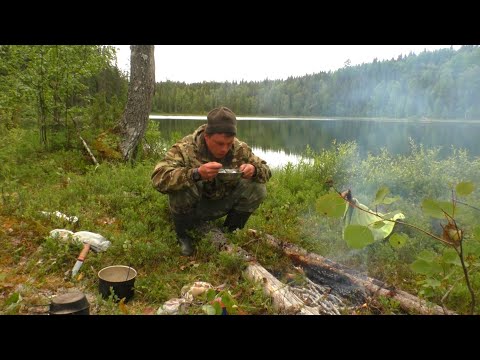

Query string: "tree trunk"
[[119, 45, 155, 162]]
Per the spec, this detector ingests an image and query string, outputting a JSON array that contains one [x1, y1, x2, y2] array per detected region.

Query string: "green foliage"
[[372, 186, 399, 206], [422, 199, 456, 219], [314, 146, 480, 313], [374, 186, 389, 205], [201, 288, 238, 315], [389, 233, 408, 249], [32, 235, 81, 276], [231, 277, 276, 314], [316, 192, 346, 218], [376, 295, 402, 314], [2, 292, 22, 314], [0, 45, 126, 149], [217, 252, 247, 276], [96, 292, 125, 315], [143, 121, 167, 159], [456, 181, 475, 196], [474, 227, 480, 240], [258, 141, 358, 242], [410, 182, 478, 313], [344, 225, 374, 249], [352, 141, 480, 201], [410, 250, 443, 275]]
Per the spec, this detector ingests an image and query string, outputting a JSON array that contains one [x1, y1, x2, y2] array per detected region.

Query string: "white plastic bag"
[[49, 229, 111, 252]]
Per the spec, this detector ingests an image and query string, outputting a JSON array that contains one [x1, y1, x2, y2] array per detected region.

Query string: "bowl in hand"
[[216, 168, 243, 181]]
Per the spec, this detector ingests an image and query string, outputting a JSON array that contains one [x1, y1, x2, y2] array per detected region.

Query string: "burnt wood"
[[254, 230, 455, 315]]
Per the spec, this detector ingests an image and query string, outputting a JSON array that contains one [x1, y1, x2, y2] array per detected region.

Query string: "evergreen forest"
[[153, 45, 480, 120]]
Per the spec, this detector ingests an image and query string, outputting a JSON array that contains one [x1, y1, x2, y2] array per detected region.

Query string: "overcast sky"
[[114, 45, 461, 84]]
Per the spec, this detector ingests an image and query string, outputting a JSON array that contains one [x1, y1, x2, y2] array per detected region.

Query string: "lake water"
[[151, 116, 480, 169]]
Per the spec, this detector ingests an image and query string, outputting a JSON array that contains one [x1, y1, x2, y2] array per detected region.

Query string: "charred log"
[[301, 263, 367, 306], [247, 229, 455, 315]]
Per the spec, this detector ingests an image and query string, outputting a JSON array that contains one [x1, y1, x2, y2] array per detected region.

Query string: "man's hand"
[[198, 162, 223, 181], [239, 163, 256, 179]]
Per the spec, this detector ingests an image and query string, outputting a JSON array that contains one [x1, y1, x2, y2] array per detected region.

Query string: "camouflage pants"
[[168, 178, 267, 220]]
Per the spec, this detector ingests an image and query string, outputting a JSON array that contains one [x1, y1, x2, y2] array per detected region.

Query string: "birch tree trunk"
[[119, 45, 155, 162]]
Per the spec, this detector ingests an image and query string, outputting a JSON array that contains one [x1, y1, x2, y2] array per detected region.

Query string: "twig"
[[456, 200, 480, 212], [71, 117, 99, 168], [441, 284, 456, 315], [242, 237, 260, 247]]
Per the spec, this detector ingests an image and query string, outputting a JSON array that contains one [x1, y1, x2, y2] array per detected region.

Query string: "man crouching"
[[151, 106, 272, 256]]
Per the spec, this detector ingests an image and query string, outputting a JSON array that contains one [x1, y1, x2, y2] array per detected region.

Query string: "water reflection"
[[251, 147, 311, 169], [153, 117, 480, 166]]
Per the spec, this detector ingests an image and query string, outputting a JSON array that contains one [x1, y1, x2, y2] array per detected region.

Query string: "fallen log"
[[248, 230, 455, 315], [244, 262, 319, 315], [207, 229, 317, 314]]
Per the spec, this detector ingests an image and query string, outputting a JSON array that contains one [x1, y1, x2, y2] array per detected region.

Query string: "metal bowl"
[[217, 168, 243, 181], [49, 292, 90, 315]]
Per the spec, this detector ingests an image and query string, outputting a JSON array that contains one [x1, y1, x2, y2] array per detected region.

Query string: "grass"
[[1, 127, 480, 314]]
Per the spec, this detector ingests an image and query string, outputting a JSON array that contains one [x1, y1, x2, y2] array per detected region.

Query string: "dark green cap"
[[206, 106, 237, 135]]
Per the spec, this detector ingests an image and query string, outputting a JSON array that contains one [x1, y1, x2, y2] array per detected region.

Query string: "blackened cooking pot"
[[98, 265, 137, 302], [49, 292, 90, 315]]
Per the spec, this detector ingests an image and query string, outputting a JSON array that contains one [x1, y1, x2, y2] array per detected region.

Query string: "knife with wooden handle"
[[71, 243, 91, 278]]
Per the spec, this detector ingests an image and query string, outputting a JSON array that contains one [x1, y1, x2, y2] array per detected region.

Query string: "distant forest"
[[153, 45, 480, 120], [1, 45, 479, 139]]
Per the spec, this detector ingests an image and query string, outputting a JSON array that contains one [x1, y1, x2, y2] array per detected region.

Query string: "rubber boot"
[[172, 213, 196, 256], [223, 210, 253, 233]]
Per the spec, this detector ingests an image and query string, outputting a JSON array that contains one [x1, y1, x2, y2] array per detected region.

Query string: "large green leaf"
[[212, 301, 223, 315], [382, 210, 403, 219], [429, 261, 443, 274], [389, 233, 408, 249], [442, 249, 462, 266], [221, 292, 234, 311], [372, 220, 386, 229], [410, 260, 431, 274], [344, 225, 374, 249], [424, 278, 441, 288], [417, 250, 437, 262], [410, 259, 442, 275], [421, 198, 455, 219], [466, 243, 480, 257], [201, 304, 216, 315], [205, 289, 217, 302], [473, 226, 480, 240], [382, 196, 400, 205], [456, 181, 475, 196], [374, 186, 389, 205], [316, 192, 346, 218]]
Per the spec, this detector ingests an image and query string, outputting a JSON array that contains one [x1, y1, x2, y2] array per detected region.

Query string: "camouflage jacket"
[[152, 124, 272, 194]]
